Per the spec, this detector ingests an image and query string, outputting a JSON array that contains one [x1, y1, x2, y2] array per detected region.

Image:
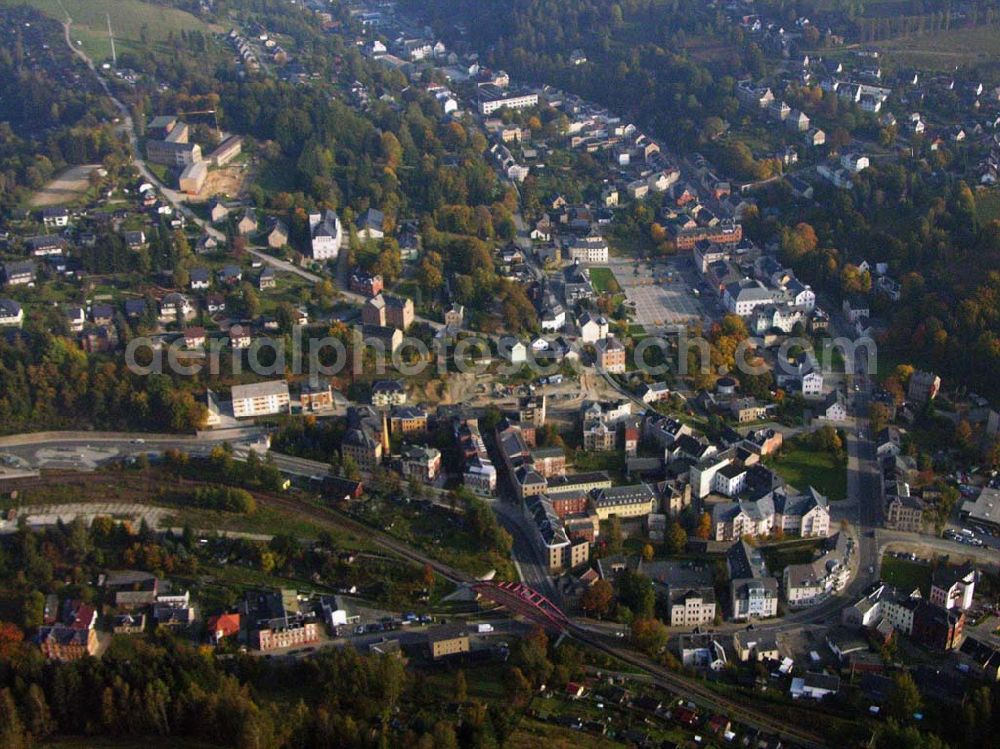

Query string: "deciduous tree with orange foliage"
[[0, 622, 23, 659], [580, 579, 614, 619], [696, 511, 713, 540]]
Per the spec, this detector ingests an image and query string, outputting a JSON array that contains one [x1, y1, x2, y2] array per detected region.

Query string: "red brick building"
[[349, 271, 383, 297], [549, 490, 589, 518], [912, 601, 965, 651]]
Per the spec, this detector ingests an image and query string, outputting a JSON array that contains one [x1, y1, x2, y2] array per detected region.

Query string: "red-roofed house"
[[207, 613, 241, 643], [63, 600, 97, 630], [707, 715, 731, 736], [565, 682, 586, 699]]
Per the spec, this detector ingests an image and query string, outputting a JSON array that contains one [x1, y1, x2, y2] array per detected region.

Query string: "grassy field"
[[770, 439, 847, 500], [588, 266, 620, 294], [878, 27, 1000, 70], [881, 555, 933, 596], [0, 0, 213, 62]]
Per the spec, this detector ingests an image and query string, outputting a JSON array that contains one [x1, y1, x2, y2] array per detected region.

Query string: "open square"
[[608, 259, 706, 328]]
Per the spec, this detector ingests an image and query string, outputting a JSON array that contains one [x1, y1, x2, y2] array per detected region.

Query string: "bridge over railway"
[[471, 580, 827, 748], [472, 580, 570, 632]]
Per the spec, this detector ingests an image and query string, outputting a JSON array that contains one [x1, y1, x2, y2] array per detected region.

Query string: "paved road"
[[0, 428, 264, 469]]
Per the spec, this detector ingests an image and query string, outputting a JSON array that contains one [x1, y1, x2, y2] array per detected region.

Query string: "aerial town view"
[[0, 0, 999, 747]]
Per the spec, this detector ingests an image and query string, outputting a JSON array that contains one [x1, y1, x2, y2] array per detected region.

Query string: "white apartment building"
[[566, 236, 610, 264], [668, 590, 717, 627], [478, 89, 539, 115], [231, 380, 291, 419]]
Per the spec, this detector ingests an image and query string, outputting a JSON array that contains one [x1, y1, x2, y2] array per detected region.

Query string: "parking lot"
[[608, 258, 708, 328]]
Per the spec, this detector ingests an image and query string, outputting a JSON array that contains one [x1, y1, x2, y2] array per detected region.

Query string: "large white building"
[[231, 380, 291, 419], [723, 279, 776, 316], [668, 589, 717, 627], [566, 236, 610, 264], [478, 86, 539, 115], [309, 210, 344, 261]]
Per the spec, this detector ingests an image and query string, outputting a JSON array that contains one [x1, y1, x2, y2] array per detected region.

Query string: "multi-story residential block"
[[590, 484, 656, 520], [907, 370, 941, 404], [840, 584, 921, 635], [457, 420, 496, 495], [146, 140, 202, 167], [668, 588, 717, 628], [783, 533, 850, 607], [300, 382, 334, 412], [372, 380, 406, 407], [362, 293, 414, 330], [712, 487, 829, 542], [341, 427, 383, 472], [524, 494, 590, 572], [159, 292, 196, 322], [546, 489, 589, 518], [566, 236, 609, 264], [36, 626, 97, 661], [243, 590, 319, 652], [231, 380, 291, 419], [530, 447, 566, 478], [742, 428, 783, 456], [595, 336, 626, 373], [517, 395, 547, 427], [349, 271, 384, 297], [41, 207, 70, 228], [911, 601, 965, 651], [583, 417, 616, 451], [478, 85, 539, 115], [727, 540, 779, 620], [389, 405, 428, 436], [546, 471, 613, 495], [885, 493, 924, 533], [2, 260, 36, 287], [358, 324, 403, 354], [671, 220, 742, 250]]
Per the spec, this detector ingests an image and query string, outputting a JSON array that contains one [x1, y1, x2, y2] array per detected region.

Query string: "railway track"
[[263, 492, 829, 747], [16, 470, 828, 745], [255, 492, 473, 585], [570, 625, 829, 749]]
